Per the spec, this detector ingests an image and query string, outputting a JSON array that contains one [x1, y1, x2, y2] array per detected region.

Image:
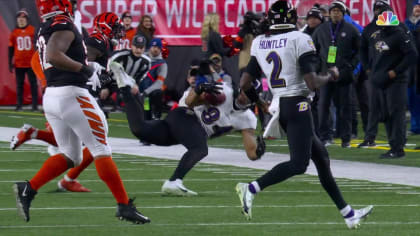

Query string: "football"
[[204, 92, 226, 106]]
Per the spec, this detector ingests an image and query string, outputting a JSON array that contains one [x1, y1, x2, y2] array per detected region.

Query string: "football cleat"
[[109, 61, 135, 88], [116, 198, 151, 224], [357, 140, 376, 148], [344, 205, 374, 229], [10, 124, 37, 150], [161, 179, 197, 196], [57, 179, 91, 192], [235, 182, 255, 220], [13, 181, 37, 222]]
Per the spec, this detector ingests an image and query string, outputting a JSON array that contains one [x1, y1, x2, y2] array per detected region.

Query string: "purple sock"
[[248, 183, 257, 194], [344, 209, 354, 218]]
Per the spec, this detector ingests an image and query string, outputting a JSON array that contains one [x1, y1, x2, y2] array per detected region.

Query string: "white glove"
[[86, 62, 104, 91], [88, 61, 104, 75]]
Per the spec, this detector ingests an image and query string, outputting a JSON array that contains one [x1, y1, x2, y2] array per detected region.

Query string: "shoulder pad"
[[50, 15, 74, 32]]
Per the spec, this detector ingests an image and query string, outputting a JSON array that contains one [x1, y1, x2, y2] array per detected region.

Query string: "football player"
[[11, 12, 125, 193], [234, 1, 372, 229], [12, 0, 150, 224], [109, 59, 265, 196]]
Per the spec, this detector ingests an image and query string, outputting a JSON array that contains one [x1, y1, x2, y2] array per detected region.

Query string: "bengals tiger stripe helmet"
[[93, 12, 125, 40], [36, 0, 73, 20]]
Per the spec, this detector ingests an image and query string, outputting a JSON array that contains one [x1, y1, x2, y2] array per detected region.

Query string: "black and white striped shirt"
[[107, 49, 151, 84]]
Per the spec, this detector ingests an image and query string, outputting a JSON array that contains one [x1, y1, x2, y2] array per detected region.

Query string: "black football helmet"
[[267, 0, 297, 30]]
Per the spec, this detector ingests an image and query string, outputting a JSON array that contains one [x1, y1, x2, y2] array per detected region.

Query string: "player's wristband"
[[80, 64, 94, 78]]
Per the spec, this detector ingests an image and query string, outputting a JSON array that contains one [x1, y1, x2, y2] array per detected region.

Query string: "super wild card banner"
[[78, 0, 406, 46]]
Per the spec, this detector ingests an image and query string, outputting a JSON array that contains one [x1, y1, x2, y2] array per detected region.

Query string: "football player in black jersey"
[[235, 0, 372, 229], [13, 0, 150, 224]]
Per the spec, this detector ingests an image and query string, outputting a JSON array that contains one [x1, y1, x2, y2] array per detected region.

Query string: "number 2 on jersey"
[[266, 51, 286, 88]]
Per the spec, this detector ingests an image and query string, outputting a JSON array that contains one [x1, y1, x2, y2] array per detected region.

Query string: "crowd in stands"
[[6, 0, 420, 157]]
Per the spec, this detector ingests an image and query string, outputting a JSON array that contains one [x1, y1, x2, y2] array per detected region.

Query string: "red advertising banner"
[[78, 0, 406, 46]]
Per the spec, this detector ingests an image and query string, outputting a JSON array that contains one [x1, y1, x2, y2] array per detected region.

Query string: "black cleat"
[[13, 181, 37, 222], [379, 150, 405, 159], [116, 198, 151, 224], [357, 140, 377, 148]]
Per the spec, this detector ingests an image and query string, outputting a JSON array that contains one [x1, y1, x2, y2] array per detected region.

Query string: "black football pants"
[[121, 87, 208, 180], [256, 96, 347, 210]]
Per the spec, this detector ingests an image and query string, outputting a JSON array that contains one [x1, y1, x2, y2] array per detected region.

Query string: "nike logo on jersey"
[[22, 185, 28, 197], [95, 39, 102, 44]]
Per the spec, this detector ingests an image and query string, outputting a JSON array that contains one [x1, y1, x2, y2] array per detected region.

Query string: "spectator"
[[404, 0, 420, 135], [369, 5, 417, 158], [141, 38, 168, 120], [136, 15, 155, 51], [358, 0, 392, 148], [304, 7, 324, 36], [344, 8, 369, 140], [116, 11, 136, 50], [318, 4, 330, 21], [8, 9, 38, 111], [304, 6, 324, 136], [201, 13, 231, 59], [312, 1, 360, 148], [209, 53, 232, 87]]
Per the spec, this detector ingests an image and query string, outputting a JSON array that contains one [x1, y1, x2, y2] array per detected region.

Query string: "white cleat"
[[345, 205, 373, 229], [161, 179, 197, 196], [10, 124, 36, 150], [235, 182, 255, 220], [109, 61, 135, 88]]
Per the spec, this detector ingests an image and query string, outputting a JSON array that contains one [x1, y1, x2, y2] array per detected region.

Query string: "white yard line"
[[1, 127, 420, 187], [2, 222, 420, 229], [0, 204, 419, 211]]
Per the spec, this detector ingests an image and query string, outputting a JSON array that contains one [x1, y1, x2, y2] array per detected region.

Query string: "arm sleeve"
[[298, 52, 321, 74], [209, 31, 231, 57], [394, 30, 418, 75], [245, 56, 262, 79], [8, 46, 14, 66], [8, 32, 15, 65], [157, 62, 168, 78], [350, 28, 361, 69], [296, 33, 317, 57], [144, 80, 163, 95]]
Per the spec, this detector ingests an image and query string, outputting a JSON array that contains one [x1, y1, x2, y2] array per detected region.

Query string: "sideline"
[[1, 127, 420, 187]]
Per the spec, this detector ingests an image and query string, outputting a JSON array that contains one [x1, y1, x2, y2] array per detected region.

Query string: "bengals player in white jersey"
[[12, 0, 150, 224]]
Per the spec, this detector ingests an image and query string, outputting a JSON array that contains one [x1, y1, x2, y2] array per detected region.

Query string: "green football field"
[[0, 110, 420, 236]]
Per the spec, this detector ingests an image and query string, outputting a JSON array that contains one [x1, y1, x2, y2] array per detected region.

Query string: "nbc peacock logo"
[[376, 11, 399, 26]]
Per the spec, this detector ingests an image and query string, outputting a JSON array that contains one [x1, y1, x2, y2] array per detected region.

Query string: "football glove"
[[194, 81, 222, 95]]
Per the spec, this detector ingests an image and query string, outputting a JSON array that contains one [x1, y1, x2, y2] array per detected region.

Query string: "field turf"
[[0, 110, 419, 235]]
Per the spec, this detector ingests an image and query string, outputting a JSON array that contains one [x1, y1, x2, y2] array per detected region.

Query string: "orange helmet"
[[36, 0, 73, 20], [93, 12, 125, 39]]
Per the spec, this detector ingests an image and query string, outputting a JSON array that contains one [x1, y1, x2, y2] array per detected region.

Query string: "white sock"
[[340, 205, 353, 218], [31, 129, 38, 139], [64, 175, 74, 182]]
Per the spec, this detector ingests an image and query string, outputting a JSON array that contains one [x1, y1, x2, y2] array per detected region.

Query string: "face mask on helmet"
[[36, 0, 74, 20], [93, 13, 125, 39], [267, 0, 297, 30]]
